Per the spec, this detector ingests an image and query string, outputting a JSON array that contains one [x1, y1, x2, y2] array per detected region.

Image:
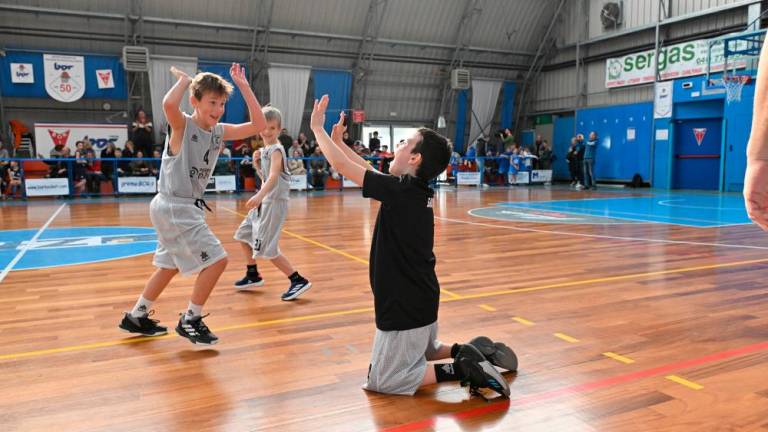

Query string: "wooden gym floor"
[[1, 186, 767, 431]]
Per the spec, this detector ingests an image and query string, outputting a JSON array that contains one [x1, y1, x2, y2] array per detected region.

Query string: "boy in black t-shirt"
[[310, 95, 515, 398]]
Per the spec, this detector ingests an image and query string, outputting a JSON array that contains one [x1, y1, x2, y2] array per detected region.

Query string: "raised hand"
[[744, 159, 768, 231], [229, 63, 248, 89], [310, 95, 330, 131], [330, 111, 347, 144], [169, 66, 190, 81]]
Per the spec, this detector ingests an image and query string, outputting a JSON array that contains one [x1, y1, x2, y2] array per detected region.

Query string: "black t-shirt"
[[362, 170, 440, 331], [369, 137, 380, 152]]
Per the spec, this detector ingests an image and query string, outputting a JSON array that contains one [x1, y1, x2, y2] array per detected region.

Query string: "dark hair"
[[413, 128, 450, 181]]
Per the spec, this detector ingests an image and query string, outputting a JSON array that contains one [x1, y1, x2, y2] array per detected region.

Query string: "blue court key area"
[[495, 193, 751, 228], [0, 226, 157, 271]]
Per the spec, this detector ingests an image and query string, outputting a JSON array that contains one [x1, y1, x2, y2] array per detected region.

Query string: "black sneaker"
[[234, 273, 264, 290], [118, 311, 168, 336], [175, 313, 219, 345], [469, 336, 518, 372], [455, 344, 510, 397], [281, 277, 312, 301]]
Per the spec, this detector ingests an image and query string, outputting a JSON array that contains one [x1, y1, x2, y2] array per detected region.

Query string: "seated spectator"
[[288, 148, 306, 175], [8, 160, 21, 198], [122, 140, 135, 159], [342, 131, 354, 148], [84, 149, 103, 194], [239, 145, 255, 178], [378, 145, 393, 174], [309, 147, 329, 190], [129, 150, 151, 176], [151, 149, 162, 178], [72, 149, 88, 194], [115, 148, 129, 176], [48, 146, 71, 178], [214, 147, 234, 175]]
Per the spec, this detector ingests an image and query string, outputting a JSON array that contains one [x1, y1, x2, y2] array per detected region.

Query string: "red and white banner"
[[34, 123, 128, 158], [693, 128, 707, 146], [10, 63, 34, 84], [96, 69, 115, 89], [43, 54, 85, 102]]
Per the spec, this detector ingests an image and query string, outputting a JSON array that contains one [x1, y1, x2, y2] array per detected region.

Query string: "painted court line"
[[512, 317, 535, 326], [2, 256, 767, 361], [441, 215, 768, 250], [603, 352, 635, 364], [554, 333, 579, 343], [382, 340, 768, 432], [0, 203, 66, 283], [665, 374, 703, 390], [478, 304, 496, 312]]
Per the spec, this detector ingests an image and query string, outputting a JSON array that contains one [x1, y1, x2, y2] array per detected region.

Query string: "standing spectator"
[[278, 128, 293, 155], [575, 133, 586, 189], [368, 131, 380, 152], [503, 128, 515, 147], [583, 131, 598, 190], [538, 140, 553, 170], [532, 134, 543, 169], [309, 147, 329, 189], [131, 109, 154, 156], [566, 137, 580, 187]]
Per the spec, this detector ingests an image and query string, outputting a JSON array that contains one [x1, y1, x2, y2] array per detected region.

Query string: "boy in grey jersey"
[[119, 63, 266, 345], [233, 107, 311, 300]]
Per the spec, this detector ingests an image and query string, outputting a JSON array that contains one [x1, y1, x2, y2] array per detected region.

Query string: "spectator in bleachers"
[[503, 128, 515, 147], [122, 140, 135, 159], [84, 149, 103, 194], [48, 146, 70, 178], [353, 140, 365, 156], [510, 148, 521, 184], [114, 148, 129, 177], [279, 128, 293, 155], [131, 109, 154, 156], [239, 144, 255, 180], [101, 142, 116, 159], [0, 146, 10, 186], [101, 143, 116, 189], [214, 147, 234, 175], [342, 131, 354, 148], [499, 144, 512, 185], [309, 147, 329, 190], [289, 139, 302, 158], [288, 148, 306, 175], [297, 131, 309, 148], [129, 150, 151, 176], [301, 138, 316, 158], [72, 149, 88, 194], [575, 133, 586, 189], [151, 149, 162, 178], [379, 145, 393, 174], [566, 137, 580, 187]]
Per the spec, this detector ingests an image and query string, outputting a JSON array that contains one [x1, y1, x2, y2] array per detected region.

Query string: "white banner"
[[342, 177, 361, 188], [25, 178, 69, 196], [34, 123, 128, 158], [205, 175, 236, 192], [118, 176, 157, 194], [43, 54, 85, 102], [530, 170, 552, 183], [457, 171, 482, 185], [654, 81, 674, 119], [605, 37, 748, 88], [510, 171, 530, 185], [95, 69, 115, 89], [290, 174, 308, 190], [10, 63, 34, 83]]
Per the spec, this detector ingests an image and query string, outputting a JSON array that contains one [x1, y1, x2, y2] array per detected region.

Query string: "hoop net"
[[722, 75, 750, 104]]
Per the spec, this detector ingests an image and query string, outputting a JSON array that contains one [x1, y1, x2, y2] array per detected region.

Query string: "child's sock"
[[184, 302, 203, 321], [130, 295, 153, 318]]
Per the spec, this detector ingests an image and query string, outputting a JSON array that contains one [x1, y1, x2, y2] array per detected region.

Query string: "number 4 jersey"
[[158, 113, 223, 199]]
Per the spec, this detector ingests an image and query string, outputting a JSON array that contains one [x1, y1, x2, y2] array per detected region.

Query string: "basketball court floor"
[[2, 186, 767, 431]]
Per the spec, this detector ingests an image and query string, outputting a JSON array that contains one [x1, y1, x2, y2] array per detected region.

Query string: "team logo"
[[96, 69, 115, 89], [47, 129, 71, 146], [44, 54, 85, 102], [608, 59, 623, 80], [11, 63, 34, 83], [191, 134, 198, 142], [200, 251, 210, 262], [693, 128, 707, 146]]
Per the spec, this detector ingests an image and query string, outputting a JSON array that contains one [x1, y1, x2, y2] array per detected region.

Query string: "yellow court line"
[[554, 333, 580, 343], [603, 352, 635, 364], [478, 304, 497, 312], [3, 256, 768, 361], [512, 316, 535, 326], [665, 374, 704, 390], [220, 206, 463, 299], [439, 257, 768, 303]]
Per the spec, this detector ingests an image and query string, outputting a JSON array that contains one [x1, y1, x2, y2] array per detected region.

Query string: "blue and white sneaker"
[[281, 277, 312, 301]]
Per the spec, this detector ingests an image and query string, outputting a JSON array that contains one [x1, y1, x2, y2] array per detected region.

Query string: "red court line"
[[382, 340, 768, 432]]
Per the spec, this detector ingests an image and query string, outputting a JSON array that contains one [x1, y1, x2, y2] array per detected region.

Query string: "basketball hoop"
[[722, 75, 750, 104]]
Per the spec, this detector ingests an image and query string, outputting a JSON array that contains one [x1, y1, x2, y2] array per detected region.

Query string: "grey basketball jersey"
[[158, 113, 223, 199], [261, 143, 290, 201]]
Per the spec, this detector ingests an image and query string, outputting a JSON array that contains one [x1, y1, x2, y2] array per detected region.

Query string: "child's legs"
[[141, 267, 179, 301], [191, 257, 228, 305], [239, 241, 256, 266], [364, 322, 438, 395], [269, 254, 295, 277]]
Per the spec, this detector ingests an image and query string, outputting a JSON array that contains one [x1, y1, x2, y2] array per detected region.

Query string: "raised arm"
[[310, 95, 367, 186], [745, 42, 768, 231], [163, 66, 191, 156], [329, 112, 380, 174], [222, 63, 267, 142]]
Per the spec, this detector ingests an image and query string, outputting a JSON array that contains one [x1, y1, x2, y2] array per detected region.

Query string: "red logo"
[[98, 71, 111, 85], [693, 128, 707, 146], [48, 129, 71, 146]]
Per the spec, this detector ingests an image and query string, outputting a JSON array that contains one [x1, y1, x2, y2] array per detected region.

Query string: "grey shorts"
[[150, 194, 227, 276], [363, 321, 442, 396], [233, 199, 287, 259]]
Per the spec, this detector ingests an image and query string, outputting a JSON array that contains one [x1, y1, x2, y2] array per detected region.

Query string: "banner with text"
[[118, 177, 157, 194], [34, 123, 128, 157], [25, 178, 69, 196]]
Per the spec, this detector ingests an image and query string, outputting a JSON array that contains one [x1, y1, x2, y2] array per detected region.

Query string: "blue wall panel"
[[552, 115, 574, 180]]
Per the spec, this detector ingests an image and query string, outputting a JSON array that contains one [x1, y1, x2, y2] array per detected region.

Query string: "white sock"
[[130, 296, 154, 318], [184, 302, 203, 321]]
